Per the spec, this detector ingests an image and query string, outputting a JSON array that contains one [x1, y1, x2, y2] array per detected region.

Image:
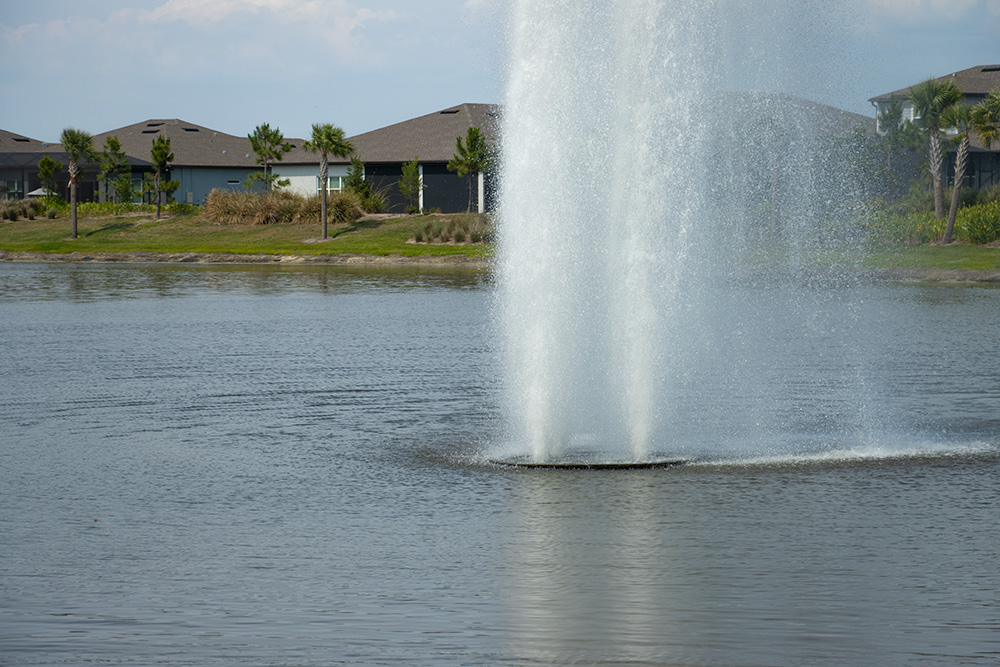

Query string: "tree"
[[447, 127, 492, 212], [303, 123, 354, 239], [876, 96, 922, 177], [248, 123, 292, 193], [907, 79, 962, 219], [150, 135, 175, 218], [398, 156, 422, 213], [940, 91, 1000, 244], [344, 155, 369, 197], [59, 128, 98, 239], [37, 154, 63, 197], [98, 136, 131, 204]]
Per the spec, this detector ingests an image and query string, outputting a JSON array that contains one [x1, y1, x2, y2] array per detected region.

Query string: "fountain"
[[492, 0, 876, 466]]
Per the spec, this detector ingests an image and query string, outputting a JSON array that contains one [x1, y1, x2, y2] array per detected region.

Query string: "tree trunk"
[[320, 156, 328, 239], [929, 128, 945, 219], [943, 135, 969, 245], [69, 161, 78, 239], [155, 168, 162, 219]]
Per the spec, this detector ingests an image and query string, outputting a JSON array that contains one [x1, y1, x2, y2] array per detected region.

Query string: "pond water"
[[1, 262, 998, 666]]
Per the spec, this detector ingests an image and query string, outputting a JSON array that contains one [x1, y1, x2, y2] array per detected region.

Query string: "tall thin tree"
[[59, 128, 98, 239], [303, 123, 354, 239], [150, 135, 174, 219], [940, 91, 1000, 244], [907, 78, 962, 219], [447, 127, 492, 212], [248, 123, 292, 193]]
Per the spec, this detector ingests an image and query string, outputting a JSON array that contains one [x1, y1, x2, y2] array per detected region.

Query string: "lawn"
[[2, 210, 998, 271], [0, 211, 490, 259]]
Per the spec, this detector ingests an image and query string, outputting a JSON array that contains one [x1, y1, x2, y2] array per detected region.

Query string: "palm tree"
[[447, 127, 492, 212], [940, 91, 1000, 244], [907, 79, 962, 219], [150, 135, 174, 219], [303, 123, 354, 239], [59, 128, 98, 239]]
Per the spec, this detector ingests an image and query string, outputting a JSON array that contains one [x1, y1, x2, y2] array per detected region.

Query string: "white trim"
[[477, 172, 485, 213], [418, 164, 424, 211]]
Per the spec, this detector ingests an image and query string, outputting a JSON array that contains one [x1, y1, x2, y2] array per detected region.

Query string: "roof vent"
[[142, 129, 159, 134], [982, 66, 1000, 72], [12, 137, 29, 142], [146, 122, 164, 127], [182, 127, 199, 132], [440, 109, 460, 114]]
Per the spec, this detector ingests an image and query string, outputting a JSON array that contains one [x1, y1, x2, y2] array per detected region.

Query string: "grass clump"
[[413, 213, 493, 244], [204, 189, 363, 226], [1, 198, 45, 221]]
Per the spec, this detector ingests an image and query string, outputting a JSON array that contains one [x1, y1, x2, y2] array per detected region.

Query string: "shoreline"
[[2, 250, 999, 282], [0, 249, 489, 268]]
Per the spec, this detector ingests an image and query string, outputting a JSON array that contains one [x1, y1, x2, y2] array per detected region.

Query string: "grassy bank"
[[1, 209, 998, 272], [865, 244, 1000, 271], [0, 211, 490, 259]]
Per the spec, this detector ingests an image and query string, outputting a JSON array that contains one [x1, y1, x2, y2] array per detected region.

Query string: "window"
[[318, 176, 344, 191]]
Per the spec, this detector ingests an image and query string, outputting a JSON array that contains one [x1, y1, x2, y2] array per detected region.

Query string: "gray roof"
[[92, 119, 264, 169], [343, 103, 500, 164], [869, 64, 1000, 103], [4, 105, 501, 172], [0, 128, 72, 169]]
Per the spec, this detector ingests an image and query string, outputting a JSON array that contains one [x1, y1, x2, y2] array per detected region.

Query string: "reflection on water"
[[0, 261, 488, 302], [0, 263, 998, 666]]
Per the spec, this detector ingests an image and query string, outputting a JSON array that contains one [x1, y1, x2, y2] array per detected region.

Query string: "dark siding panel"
[[422, 163, 469, 213], [365, 164, 405, 213]]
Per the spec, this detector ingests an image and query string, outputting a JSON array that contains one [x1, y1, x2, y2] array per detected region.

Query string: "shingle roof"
[[92, 119, 263, 168], [869, 65, 1000, 103], [342, 103, 500, 164], [0, 128, 52, 152]]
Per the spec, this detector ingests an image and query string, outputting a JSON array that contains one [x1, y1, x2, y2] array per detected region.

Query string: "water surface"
[[1, 263, 997, 666]]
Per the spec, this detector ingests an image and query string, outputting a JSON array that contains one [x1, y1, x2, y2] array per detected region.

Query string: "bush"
[[957, 200, 1000, 245], [76, 201, 139, 218], [204, 189, 362, 225], [410, 213, 493, 244], [329, 190, 364, 223], [863, 207, 940, 244]]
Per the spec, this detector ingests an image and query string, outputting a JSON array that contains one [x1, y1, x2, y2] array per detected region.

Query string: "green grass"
[[0, 211, 490, 259], [864, 244, 1000, 271], [2, 210, 998, 271]]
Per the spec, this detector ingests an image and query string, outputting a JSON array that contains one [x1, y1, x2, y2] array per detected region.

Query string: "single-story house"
[[869, 64, 1000, 189], [277, 103, 500, 213], [0, 128, 104, 202], [92, 119, 263, 204]]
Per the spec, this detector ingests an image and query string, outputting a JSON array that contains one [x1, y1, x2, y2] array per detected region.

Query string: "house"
[[92, 119, 264, 204], [0, 128, 103, 201], [869, 65, 1000, 188], [277, 103, 499, 213]]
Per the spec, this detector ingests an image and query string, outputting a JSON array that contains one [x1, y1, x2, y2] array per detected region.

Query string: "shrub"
[[204, 189, 362, 225], [411, 213, 493, 244], [957, 200, 1000, 245], [329, 190, 364, 223], [863, 207, 940, 244], [47, 208, 58, 219], [76, 201, 139, 218]]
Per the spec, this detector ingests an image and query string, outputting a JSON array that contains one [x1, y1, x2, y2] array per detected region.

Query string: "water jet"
[[494, 0, 878, 466]]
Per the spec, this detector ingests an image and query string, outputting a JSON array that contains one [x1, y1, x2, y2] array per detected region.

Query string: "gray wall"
[[173, 167, 259, 204]]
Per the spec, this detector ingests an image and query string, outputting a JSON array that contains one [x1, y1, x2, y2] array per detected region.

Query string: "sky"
[[2, 0, 999, 143]]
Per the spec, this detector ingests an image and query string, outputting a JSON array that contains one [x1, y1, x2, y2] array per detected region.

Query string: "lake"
[[1, 262, 997, 666]]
